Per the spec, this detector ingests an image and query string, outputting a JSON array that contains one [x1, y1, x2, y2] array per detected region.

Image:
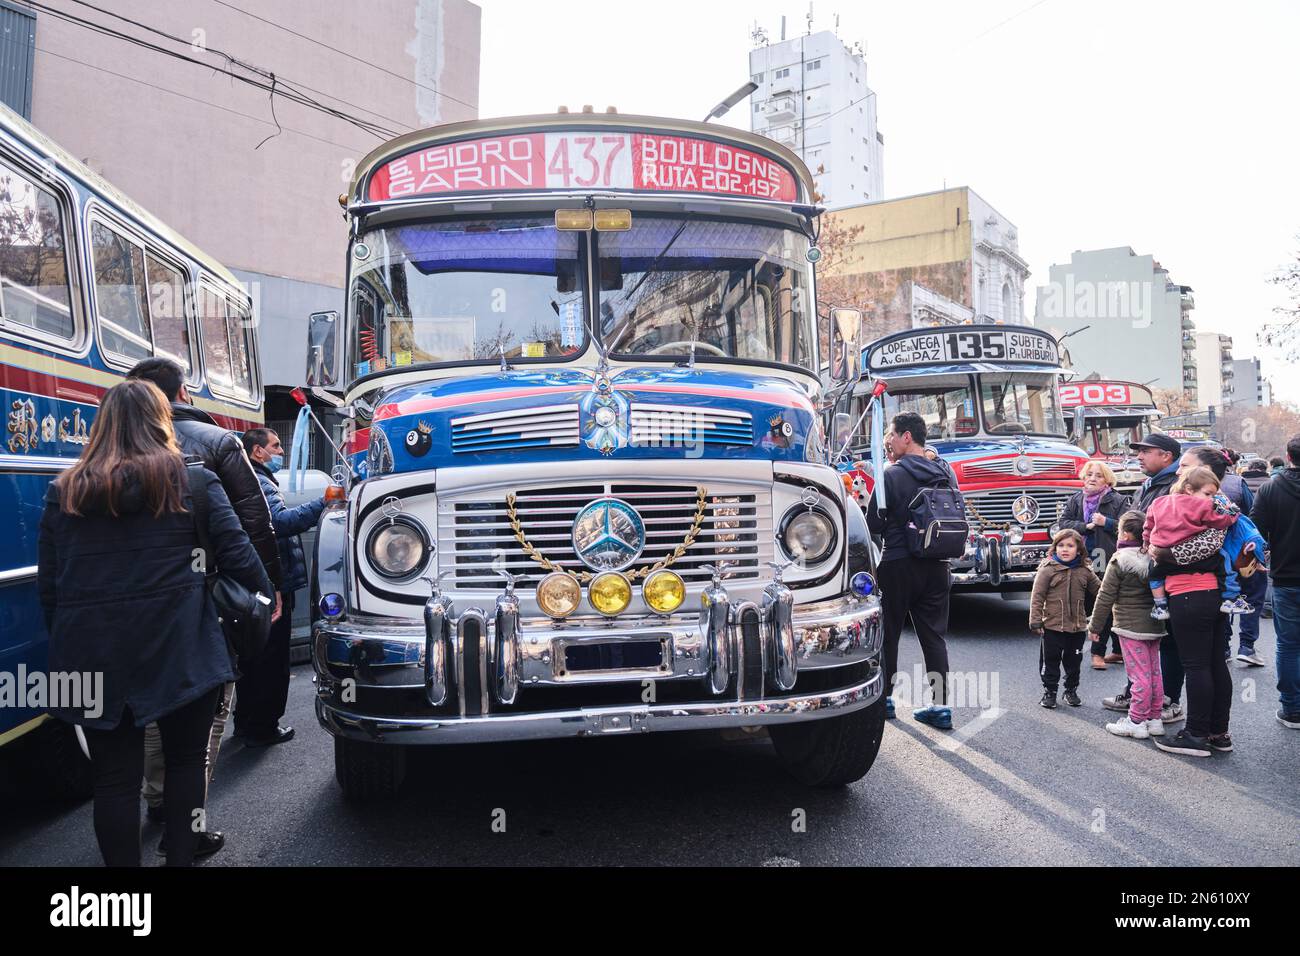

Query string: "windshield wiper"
[[622, 217, 691, 303]]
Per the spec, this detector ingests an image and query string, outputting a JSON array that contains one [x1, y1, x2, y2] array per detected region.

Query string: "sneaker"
[[1102, 691, 1131, 712], [1106, 716, 1149, 739], [1145, 719, 1166, 736], [1219, 598, 1236, 614], [1040, 690, 1058, 709], [884, 697, 895, 719], [1150, 604, 1170, 621], [1224, 597, 1254, 616], [1161, 701, 1185, 723], [1207, 732, 1233, 752], [1235, 650, 1265, 666], [1153, 729, 1212, 757], [1277, 710, 1300, 729], [912, 705, 953, 729], [1062, 688, 1082, 707]]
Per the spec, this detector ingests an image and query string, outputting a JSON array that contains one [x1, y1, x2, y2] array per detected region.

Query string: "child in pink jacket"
[[1142, 466, 1238, 619]]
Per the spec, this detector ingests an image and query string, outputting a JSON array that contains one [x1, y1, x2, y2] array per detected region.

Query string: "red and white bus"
[[1059, 380, 1161, 494]]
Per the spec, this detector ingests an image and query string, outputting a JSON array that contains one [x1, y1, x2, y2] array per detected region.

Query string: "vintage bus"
[[1058, 380, 1161, 494], [0, 104, 262, 797], [303, 112, 886, 800], [847, 324, 1090, 590]]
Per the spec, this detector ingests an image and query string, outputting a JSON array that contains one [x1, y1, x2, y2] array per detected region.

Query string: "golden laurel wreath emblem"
[[505, 487, 708, 584]]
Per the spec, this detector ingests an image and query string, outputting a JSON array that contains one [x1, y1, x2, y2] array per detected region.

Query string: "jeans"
[[81, 686, 222, 867], [878, 557, 952, 707], [1227, 570, 1268, 653], [1272, 585, 1300, 714], [1169, 590, 1232, 738]]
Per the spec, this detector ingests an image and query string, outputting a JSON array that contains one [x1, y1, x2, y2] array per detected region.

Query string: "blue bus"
[[302, 113, 887, 800], [0, 103, 263, 798]]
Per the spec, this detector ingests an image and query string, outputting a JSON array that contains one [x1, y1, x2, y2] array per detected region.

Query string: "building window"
[[753, 102, 761, 114], [1001, 282, 1013, 322], [775, 67, 790, 79], [0, 1, 35, 119], [807, 59, 821, 71]]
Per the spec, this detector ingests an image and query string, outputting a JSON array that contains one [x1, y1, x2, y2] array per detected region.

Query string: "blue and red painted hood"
[[353, 365, 821, 475]]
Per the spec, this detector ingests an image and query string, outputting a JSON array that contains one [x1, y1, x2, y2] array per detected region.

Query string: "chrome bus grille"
[[963, 487, 1075, 533], [438, 481, 774, 589]]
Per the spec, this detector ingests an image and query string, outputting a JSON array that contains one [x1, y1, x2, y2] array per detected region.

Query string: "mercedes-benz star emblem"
[[1011, 494, 1040, 526], [572, 497, 646, 572]]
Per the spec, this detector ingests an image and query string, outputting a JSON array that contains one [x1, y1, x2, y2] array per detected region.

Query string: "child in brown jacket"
[[1030, 527, 1101, 709]]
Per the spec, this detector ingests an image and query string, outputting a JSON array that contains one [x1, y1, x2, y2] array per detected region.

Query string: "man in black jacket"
[[1250, 434, 1300, 728], [127, 357, 283, 858], [866, 412, 955, 730]]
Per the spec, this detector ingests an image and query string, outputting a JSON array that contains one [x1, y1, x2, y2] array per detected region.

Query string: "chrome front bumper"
[[950, 533, 1050, 586], [313, 591, 883, 744]]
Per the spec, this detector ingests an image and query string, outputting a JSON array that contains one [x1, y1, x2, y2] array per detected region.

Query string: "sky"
[[472, 0, 1300, 402]]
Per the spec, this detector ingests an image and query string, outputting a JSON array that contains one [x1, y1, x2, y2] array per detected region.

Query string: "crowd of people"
[[38, 360, 325, 866], [868, 413, 1300, 761]]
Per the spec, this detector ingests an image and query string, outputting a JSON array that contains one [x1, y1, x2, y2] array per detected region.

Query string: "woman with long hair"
[[38, 379, 271, 866]]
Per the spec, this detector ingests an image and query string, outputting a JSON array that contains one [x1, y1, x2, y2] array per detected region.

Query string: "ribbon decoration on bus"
[[367, 130, 799, 203], [1058, 382, 1155, 408], [867, 327, 1060, 373]]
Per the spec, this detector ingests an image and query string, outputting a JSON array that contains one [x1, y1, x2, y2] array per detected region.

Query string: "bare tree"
[[1262, 234, 1300, 359]]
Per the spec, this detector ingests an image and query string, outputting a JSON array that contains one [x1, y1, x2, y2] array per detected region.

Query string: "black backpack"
[[905, 473, 969, 560]]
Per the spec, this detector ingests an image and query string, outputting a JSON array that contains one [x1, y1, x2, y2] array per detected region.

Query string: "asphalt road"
[[3, 593, 1297, 867]]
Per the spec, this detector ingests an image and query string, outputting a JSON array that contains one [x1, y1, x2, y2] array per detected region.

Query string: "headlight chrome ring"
[[779, 505, 838, 566], [365, 516, 431, 580]]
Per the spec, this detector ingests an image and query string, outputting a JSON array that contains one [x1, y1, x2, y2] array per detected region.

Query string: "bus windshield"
[[979, 373, 1066, 437], [350, 216, 586, 371], [598, 217, 814, 371], [882, 382, 979, 441]]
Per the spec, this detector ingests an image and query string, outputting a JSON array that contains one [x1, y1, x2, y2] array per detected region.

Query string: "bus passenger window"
[[200, 287, 233, 389], [0, 163, 75, 340], [91, 221, 152, 362], [145, 252, 190, 373], [227, 300, 254, 395]]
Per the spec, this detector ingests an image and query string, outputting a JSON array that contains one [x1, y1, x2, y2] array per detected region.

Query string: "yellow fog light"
[[536, 571, 581, 619], [588, 571, 632, 617], [593, 208, 632, 231], [642, 569, 685, 614], [554, 208, 593, 230]]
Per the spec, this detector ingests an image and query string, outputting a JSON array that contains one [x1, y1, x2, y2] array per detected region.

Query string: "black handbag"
[[186, 462, 273, 660]]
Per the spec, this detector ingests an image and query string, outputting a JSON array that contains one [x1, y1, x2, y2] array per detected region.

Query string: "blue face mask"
[[265, 454, 284, 474]]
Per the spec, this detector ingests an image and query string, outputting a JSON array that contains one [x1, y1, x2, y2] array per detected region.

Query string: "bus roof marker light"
[[593, 209, 632, 231], [806, 246, 822, 263], [555, 209, 593, 231]]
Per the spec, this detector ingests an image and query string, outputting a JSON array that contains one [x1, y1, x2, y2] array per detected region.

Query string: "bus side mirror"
[[306, 311, 340, 389], [829, 307, 864, 384], [1069, 406, 1086, 445], [832, 412, 854, 455]]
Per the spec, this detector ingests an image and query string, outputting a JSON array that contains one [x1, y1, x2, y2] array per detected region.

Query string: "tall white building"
[[748, 27, 883, 207], [1194, 332, 1235, 412]]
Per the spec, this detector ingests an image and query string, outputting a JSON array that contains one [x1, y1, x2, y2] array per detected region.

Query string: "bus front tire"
[[334, 736, 406, 803], [769, 694, 887, 788]]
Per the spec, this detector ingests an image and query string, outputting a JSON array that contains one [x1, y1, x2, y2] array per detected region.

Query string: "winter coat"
[[1056, 487, 1130, 569], [37, 467, 272, 729], [865, 452, 960, 563], [1133, 463, 1179, 510], [170, 402, 282, 590], [1143, 494, 1237, 549], [1087, 547, 1165, 639], [1029, 555, 1101, 633], [252, 462, 326, 594], [1252, 468, 1300, 587]]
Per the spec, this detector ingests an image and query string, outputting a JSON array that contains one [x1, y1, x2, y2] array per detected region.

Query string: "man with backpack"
[[866, 411, 964, 730]]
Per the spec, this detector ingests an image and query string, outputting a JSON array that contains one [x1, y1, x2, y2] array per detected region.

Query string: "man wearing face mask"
[[240, 428, 326, 746]]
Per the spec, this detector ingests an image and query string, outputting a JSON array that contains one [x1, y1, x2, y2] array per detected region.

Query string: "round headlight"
[[367, 520, 427, 578], [536, 572, 581, 619], [642, 569, 685, 614], [1008, 526, 1025, 545], [782, 509, 836, 564], [589, 571, 632, 617]]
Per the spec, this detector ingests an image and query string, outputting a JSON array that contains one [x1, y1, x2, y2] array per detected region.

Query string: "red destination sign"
[[1059, 382, 1154, 408], [368, 130, 798, 203]]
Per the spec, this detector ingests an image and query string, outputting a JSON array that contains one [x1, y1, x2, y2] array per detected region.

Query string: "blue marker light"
[[850, 572, 875, 598], [319, 593, 345, 618]]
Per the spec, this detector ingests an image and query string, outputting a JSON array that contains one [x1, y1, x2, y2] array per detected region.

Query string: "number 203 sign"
[[367, 130, 799, 202]]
